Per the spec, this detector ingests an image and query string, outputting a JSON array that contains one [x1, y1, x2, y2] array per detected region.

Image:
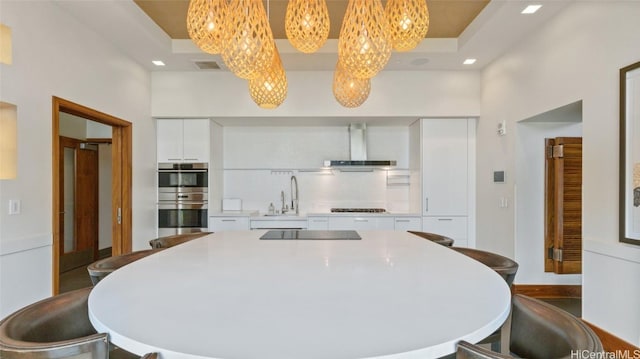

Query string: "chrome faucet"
[[291, 175, 299, 215]]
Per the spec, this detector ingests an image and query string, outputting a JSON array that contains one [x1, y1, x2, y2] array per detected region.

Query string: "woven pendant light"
[[385, 0, 429, 52], [186, 0, 227, 54], [222, 0, 276, 80], [338, 0, 392, 79], [285, 0, 330, 54], [333, 61, 371, 108], [249, 47, 288, 109]]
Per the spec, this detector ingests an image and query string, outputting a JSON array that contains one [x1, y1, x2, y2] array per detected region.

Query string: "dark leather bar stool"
[[148, 232, 211, 249], [456, 294, 603, 359], [452, 247, 519, 351], [407, 231, 454, 246], [87, 249, 161, 285], [451, 247, 518, 287], [0, 287, 109, 359]]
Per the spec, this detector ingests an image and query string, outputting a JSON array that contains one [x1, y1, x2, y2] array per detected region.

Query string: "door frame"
[[52, 96, 132, 294]]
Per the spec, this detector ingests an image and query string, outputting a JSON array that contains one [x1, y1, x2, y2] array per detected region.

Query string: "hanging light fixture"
[[186, 0, 227, 54], [222, 0, 276, 80], [249, 46, 288, 109], [385, 0, 429, 52], [338, 0, 392, 79], [285, 0, 330, 54], [332, 61, 371, 108]]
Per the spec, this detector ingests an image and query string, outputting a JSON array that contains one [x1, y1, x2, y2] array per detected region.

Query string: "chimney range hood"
[[324, 124, 397, 168]]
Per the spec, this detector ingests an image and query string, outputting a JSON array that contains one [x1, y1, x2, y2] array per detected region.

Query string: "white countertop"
[[89, 231, 510, 359]]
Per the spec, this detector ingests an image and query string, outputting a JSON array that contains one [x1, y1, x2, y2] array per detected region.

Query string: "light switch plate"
[[8, 199, 20, 215]]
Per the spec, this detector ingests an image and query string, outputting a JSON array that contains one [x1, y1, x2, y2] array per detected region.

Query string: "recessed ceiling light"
[[463, 58, 477, 65], [152, 60, 165, 66], [521, 5, 542, 14]]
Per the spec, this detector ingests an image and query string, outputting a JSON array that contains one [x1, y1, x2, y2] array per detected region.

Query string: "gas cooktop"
[[330, 208, 387, 213]]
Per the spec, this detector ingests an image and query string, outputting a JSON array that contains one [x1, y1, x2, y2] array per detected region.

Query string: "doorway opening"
[[52, 97, 132, 294], [514, 100, 583, 283]]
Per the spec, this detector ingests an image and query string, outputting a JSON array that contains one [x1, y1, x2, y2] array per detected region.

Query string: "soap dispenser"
[[268, 202, 275, 215]]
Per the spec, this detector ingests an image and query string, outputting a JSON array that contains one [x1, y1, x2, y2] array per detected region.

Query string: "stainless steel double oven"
[[157, 162, 208, 236]]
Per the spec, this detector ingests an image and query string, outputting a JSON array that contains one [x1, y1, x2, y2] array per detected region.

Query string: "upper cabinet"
[[157, 119, 210, 163], [421, 118, 473, 216]]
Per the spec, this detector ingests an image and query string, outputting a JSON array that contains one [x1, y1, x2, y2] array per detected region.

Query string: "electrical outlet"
[[8, 199, 21, 215], [499, 197, 509, 208]]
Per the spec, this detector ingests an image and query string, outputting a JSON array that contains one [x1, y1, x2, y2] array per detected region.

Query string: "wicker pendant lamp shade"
[[285, 0, 330, 54], [222, 0, 276, 80], [249, 47, 288, 109], [333, 61, 371, 108], [338, 0, 392, 79], [385, 0, 429, 52], [186, 0, 227, 54]]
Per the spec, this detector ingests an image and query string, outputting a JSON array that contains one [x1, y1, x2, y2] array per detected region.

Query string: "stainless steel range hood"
[[324, 124, 397, 168]]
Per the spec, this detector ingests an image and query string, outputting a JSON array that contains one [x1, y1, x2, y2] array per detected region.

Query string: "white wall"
[[479, 1, 640, 344], [0, 1, 155, 317], [152, 70, 481, 118]]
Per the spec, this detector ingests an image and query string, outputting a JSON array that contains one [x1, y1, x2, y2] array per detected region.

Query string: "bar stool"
[[87, 249, 161, 285], [148, 232, 211, 249], [0, 287, 109, 358], [452, 247, 519, 351], [456, 294, 603, 359], [407, 231, 454, 247]]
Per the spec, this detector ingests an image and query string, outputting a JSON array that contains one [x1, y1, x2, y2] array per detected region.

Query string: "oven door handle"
[[158, 203, 208, 209]]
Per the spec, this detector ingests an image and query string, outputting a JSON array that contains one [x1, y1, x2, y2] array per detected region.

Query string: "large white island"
[[88, 231, 510, 359]]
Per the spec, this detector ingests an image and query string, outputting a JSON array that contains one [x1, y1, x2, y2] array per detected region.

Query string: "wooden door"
[[545, 137, 582, 274], [58, 137, 99, 273]]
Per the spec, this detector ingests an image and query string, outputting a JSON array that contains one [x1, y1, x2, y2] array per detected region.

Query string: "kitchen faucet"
[[291, 175, 299, 215]]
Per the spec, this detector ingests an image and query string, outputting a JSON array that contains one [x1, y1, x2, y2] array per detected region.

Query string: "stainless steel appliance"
[[158, 163, 208, 236], [158, 162, 208, 193]]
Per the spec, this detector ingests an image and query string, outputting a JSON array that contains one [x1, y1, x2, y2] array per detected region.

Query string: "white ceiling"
[[54, 0, 572, 73]]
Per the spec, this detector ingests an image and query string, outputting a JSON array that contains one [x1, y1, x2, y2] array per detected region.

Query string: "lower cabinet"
[[209, 217, 250, 231], [328, 216, 395, 230], [250, 219, 308, 230], [308, 217, 329, 230], [422, 216, 468, 247]]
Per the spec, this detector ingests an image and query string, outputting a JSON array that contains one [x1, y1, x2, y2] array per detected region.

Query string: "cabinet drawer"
[[422, 217, 467, 240], [209, 217, 249, 231], [394, 217, 422, 231], [329, 216, 394, 230], [250, 219, 308, 230]]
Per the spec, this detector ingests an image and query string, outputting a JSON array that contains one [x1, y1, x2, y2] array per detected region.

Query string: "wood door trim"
[[52, 96, 132, 294]]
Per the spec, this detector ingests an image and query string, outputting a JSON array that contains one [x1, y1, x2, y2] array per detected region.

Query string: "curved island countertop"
[[89, 230, 511, 359]]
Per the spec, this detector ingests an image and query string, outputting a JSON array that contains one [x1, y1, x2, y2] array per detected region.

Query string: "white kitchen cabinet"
[[394, 217, 422, 231], [308, 217, 329, 230], [421, 118, 469, 216], [328, 216, 395, 230], [209, 216, 249, 231], [422, 216, 468, 247], [157, 119, 210, 163], [250, 218, 308, 229]]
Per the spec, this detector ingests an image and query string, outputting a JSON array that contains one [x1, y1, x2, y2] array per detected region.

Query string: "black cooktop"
[[260, 230, 361, 240], [330, 208, 387, 213]]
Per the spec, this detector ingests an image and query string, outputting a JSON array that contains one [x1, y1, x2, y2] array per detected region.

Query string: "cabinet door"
[[182, 120, 210, 162], [422, 119, 468, 215], [209, 217, 249, 231], [157, 119, 184, 162], [308, 217, 329, 230], [394, 217, 422, 231]]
